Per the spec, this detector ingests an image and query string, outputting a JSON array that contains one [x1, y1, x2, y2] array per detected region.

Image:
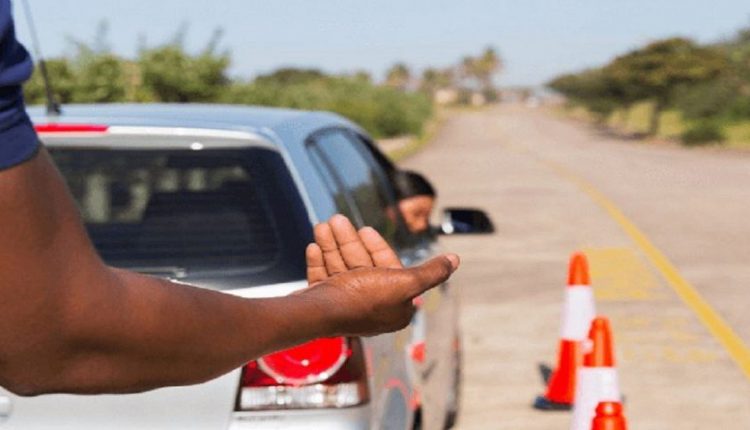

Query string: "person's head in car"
[[393, 170, 436, 234]]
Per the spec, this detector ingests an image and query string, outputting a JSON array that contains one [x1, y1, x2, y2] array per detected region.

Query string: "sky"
[[13, 0, 750, 87]]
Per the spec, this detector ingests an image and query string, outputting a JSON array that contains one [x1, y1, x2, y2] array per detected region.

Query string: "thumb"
[[405, 254, 460, 298]]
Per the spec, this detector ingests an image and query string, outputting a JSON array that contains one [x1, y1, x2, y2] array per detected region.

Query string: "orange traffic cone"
[[570, 317, 622, 430], [591, 401, 627, 430], [534, 252, 596, 410]]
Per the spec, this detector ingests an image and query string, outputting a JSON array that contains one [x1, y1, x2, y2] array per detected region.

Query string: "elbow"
[[0, 359, 70, 397], [0, 328, 83, 396], [0, 268, 117, 396], [0, 350, 94, 397], [0, 358, 63, 397], [2, 378, 50, 398]]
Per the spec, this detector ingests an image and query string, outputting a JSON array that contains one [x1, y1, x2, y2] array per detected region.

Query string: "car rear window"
[[49, 147, 311, 288]]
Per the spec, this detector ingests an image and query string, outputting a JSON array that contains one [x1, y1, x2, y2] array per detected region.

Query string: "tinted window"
[[50, 147, 310, 288], [357, 134, 398, 178], [352, 133, 428, 247], [310, 130, 398, 241], [307, 146, 359, 224]]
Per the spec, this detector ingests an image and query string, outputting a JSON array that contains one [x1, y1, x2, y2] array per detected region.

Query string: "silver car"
[[0, 104, 489, 430]]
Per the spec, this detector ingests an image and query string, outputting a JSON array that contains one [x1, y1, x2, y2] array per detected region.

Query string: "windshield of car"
[[49, 146, 311, 288]]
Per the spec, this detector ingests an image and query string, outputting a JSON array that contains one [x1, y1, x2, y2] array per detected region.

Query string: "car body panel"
[[13, 104, 456, 430], [0, 374, 239, 430], [229, 405, 371, 430]]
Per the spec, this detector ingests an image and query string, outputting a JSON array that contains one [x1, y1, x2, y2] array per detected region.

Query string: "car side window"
[[351, 133, 426, 248], [355, 134, 398, 177], [307, 146, 361, 225], [309, 129, 399, 243]]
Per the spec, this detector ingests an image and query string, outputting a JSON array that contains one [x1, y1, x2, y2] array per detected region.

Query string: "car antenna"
[[20, 0, 61, 116]]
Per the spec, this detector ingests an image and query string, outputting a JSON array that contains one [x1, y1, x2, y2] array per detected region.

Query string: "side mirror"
[[439, 207, 495, 235]]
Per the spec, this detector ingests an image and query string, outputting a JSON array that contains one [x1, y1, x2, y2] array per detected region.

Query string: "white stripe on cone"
[[569, 367, 621, 430], [561, 286, 596, 341]]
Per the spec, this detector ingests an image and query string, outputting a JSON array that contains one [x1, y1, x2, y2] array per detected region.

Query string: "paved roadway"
[[400, 105, 750, 429]]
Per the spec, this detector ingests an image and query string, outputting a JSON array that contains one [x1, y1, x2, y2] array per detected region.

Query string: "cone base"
[[538, 362, 553, 385], [532, 395, 573, 411]]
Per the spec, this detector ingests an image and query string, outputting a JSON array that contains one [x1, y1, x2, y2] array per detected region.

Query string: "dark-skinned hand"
[[298, 214, 460, 337]]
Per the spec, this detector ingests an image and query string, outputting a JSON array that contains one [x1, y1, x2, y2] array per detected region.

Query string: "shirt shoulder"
[[0, 0, 38, 171]]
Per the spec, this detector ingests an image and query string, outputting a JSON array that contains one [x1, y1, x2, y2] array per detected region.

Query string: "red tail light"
[[236, 337, 369, 411], [34, 123, 109, 133], [259, 337, 349, 385]]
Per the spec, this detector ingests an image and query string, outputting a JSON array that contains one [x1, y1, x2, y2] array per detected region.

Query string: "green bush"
[[728, 96, 750, 120], [680, 121, 726, 146], [221, 76, 432, 138], [670, 79, 738, 120], [24, 58, 77, 104], [23, 31, 434, 139], [139, 45, 230, 102]]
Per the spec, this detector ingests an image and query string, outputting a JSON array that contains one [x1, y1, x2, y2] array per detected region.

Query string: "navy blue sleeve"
[[0, 0, 38, 170]]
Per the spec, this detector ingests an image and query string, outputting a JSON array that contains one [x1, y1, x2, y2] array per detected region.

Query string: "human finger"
[[329, 214, 374, 269], [314, 222, 347, 276], [358, 226, 403, 269], [305, 243, 328, 285], [404, 254, 460, 298]]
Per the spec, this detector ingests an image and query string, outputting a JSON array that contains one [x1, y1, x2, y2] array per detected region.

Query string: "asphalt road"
[[400, 105, 750, 429]]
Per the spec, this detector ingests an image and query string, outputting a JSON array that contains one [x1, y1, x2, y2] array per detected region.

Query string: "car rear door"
[[352, 134, 458, 430], [307, 128, 416, 430]]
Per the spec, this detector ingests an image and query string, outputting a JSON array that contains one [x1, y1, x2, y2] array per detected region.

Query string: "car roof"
[[26, 103, 357, 141]]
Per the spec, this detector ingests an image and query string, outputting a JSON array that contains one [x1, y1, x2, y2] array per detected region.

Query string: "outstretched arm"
[[0, 150, 459, 396]]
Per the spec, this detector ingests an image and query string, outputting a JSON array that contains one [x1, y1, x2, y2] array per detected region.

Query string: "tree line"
[[385, 46, 503, 103], [23, 24, 502, 139], [547, 26, 750, 145]]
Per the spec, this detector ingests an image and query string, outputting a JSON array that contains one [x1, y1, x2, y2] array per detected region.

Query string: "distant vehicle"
[[0, 104, 491, 430]]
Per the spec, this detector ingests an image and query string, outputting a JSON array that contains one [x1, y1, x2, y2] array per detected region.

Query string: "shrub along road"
[[400, 104, 750, 429]]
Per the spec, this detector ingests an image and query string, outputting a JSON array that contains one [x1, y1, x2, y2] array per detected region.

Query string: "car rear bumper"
[[229, 404, 371, 429]]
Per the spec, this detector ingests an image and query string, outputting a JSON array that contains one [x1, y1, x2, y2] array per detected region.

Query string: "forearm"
[[52, 268, 332, 395]]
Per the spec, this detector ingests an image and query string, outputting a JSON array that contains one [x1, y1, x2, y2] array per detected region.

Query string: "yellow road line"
[[543, 159, 750, 380], [583, 247, 666, 302]]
